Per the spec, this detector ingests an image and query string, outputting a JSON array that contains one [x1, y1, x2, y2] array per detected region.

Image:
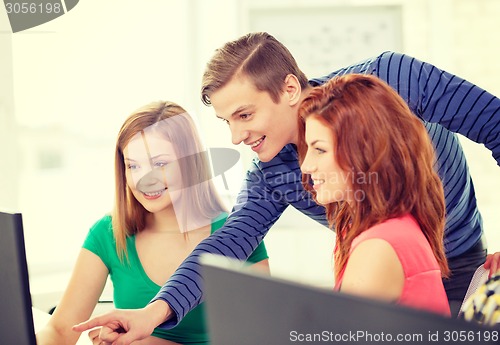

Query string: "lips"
[[142, 188, 167, 200], [248, 136, 265, 151], [143, 189, 166, 197], [312, 178, 325, 190]]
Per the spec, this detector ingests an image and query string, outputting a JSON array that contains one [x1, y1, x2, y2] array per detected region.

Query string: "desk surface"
[[32, 308, 91, 345]]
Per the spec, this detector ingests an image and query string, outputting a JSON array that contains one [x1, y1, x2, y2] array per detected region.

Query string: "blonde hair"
[[112, 101, 227, 260]]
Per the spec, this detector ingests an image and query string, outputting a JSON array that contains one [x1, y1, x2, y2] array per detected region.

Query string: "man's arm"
[[73, 148, 312, 344], [153, 159, 289, 327], [374, 51, 500, 165], [73, 162, 288, 343]]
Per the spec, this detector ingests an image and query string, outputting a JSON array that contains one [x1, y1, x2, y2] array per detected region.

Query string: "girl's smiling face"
[[123, 131, 181, 214], [301, 117, 351, 205]]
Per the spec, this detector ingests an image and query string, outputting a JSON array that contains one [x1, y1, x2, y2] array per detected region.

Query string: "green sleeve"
[[211, 213, 268, 264], [82, 214, 114, 270]]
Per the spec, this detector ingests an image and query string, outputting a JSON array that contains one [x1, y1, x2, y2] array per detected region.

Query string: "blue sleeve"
[[311, 52, 500, 165], [373, 52, 500, 165], [151, 160, 288, 328], [211, 213, 269, 263]]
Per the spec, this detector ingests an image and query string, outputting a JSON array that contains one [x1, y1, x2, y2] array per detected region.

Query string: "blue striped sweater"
[[154, 52, 500, 328]]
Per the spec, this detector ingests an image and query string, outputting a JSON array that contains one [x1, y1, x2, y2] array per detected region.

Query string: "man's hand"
[[484, 251, 500, 277], [73, 301, 173, 345]]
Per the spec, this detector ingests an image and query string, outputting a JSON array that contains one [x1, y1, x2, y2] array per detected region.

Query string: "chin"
[[258, 154, 273, 163], [315, 198, 330, 206], [315, 194, 335, 206], [257, 147, 281, 163]]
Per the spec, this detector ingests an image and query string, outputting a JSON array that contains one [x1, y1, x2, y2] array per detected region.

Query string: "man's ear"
[[283, 74, 302, 106]]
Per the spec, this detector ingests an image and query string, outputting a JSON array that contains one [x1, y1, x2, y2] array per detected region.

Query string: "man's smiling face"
[[210, 74, 300, 162]]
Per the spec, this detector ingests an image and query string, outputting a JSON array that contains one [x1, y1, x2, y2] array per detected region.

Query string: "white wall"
[[0, 8, 18, 211], [1, 0, 499, 309]]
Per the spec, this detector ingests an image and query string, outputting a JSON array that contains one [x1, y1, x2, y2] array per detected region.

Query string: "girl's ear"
[[283, 74, 302, 106]]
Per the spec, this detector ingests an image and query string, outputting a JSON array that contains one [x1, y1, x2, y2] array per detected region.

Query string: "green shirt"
[[83, 214, 268, 344]]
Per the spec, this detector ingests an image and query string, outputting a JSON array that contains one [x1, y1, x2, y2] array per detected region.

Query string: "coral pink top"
[[336, 214, 450, 316]]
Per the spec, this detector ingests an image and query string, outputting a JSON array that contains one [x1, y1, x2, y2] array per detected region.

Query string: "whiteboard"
[[248, 5, 403, 78]]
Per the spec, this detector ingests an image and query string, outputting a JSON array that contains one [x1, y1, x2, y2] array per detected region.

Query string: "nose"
[[136, 168, 168, 193], [230, 123, 249, 145], [300, 151, 316, 174], [127, 165, 150, 189]]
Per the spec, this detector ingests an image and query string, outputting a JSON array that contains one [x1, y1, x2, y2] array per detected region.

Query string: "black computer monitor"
[[201, 254, 498, 345], [0, 211, 37, 345]]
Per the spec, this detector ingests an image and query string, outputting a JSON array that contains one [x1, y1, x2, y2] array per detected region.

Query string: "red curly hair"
[[297, 74, 449, 279]]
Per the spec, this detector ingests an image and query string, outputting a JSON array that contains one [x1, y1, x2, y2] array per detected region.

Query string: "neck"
[[147, 207, 181, 233], [148, 205, 216, 234]]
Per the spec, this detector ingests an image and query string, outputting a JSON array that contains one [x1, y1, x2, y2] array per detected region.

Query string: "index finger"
[[72, 314, 115, 332]]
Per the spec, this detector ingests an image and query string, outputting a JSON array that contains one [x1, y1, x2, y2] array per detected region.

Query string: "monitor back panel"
[[201, 254, 498, 345], [0, 211, 37, 345]]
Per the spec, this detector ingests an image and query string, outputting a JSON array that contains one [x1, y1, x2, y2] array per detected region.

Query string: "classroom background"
[[0, 0, 499, 313]]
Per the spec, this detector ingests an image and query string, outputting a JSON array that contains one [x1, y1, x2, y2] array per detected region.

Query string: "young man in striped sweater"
[[75, 32, 500, 344]]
